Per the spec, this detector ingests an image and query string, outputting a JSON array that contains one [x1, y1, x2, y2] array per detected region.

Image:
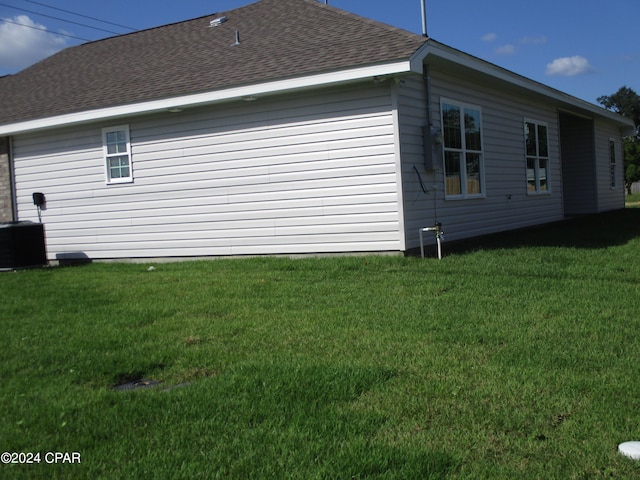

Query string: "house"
[[0, 0, 634, 261]]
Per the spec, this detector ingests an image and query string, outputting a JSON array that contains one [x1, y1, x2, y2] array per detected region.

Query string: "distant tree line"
[[597, 86, 640, 194]]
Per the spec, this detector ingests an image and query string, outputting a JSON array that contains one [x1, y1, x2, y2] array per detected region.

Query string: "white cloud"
[[495, 44, 516, 55], [545, 56, 594, 76], [482, 32, 497, 42], [0, 15, 68, 73]]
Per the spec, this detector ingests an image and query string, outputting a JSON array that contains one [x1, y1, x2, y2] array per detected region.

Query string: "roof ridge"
[[300, 0, 424, 39], [77, 0, 261, 49], [1, 0, 428, 126], [78, 11, 224, 47]]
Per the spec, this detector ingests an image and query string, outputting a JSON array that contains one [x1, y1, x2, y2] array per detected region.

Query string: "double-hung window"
[[441, 100, 484, 198], [609, 138, 617, 188], [524, 120, 549, 193], [103, 125, 133, 184]]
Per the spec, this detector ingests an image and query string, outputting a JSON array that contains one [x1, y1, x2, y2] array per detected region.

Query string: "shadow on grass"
[[203, 364, 460, 478], [441, 208, 640, 255]]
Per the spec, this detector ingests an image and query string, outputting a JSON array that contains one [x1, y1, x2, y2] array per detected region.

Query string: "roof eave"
[[423, 40, 636, 132], [0, 59, 418, 136]]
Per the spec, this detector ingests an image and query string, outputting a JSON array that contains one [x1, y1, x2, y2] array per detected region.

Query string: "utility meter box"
[[423, 126, 442, 171]]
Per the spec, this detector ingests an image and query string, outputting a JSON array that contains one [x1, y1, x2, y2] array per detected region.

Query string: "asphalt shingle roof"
[[0, 0, 427, 126]]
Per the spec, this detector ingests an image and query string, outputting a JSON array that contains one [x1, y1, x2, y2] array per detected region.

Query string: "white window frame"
[[524, 119, 550, 195], [440, 98, 485, 199], [102, 125, 133, 184], [609, 138, 617, 189]]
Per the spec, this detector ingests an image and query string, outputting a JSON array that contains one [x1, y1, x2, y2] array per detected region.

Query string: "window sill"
[[444, 194, 486, 201], [106, 178, 134, 185]]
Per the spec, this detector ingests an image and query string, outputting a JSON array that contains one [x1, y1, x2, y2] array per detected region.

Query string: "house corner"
[[0, 137, 15, 222]]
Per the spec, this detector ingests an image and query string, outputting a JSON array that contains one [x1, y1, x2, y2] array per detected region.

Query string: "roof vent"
[[232, 30, 241, 46], [210, 16, 228, 27]]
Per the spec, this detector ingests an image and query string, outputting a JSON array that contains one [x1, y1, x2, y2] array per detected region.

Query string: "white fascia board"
[[424, 40, 635, 131], [408, 40, 430, 74], [0, 60, 415, 136]]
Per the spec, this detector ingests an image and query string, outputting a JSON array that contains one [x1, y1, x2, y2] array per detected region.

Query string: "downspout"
[[419, 51, 445, 258], [423, 64, 433, 166], [422, 63, 440, 212]]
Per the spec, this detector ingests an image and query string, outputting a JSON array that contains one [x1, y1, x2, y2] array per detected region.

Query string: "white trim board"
[[0, 61, 415, 136]]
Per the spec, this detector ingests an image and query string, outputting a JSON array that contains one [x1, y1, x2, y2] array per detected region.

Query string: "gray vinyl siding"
[[394, 75, 434, 246], [559, 113, 597, 215], [399, 69, 564, 248], [594, 118, 625, 212], [12, 83, 402, 260]]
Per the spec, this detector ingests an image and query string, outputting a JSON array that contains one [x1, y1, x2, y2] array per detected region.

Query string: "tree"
[[598, 86, 640, 194], [597, 86, 640, 127]]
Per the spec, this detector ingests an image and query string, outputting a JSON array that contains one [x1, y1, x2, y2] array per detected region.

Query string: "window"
[[103, 125, 133, 184], [524, 120, 549, 194], [609, 139, 617, 188], [441, 100, 484, 198]]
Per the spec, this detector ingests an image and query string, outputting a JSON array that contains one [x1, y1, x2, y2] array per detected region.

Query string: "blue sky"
[[0, 0, 637, 105]]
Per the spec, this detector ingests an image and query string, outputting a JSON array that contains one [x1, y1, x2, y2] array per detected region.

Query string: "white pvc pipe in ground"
[[619, 441, 640, 460]]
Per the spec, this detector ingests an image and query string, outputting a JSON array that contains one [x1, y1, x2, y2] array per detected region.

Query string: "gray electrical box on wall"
[[423, 125, 442, 171]]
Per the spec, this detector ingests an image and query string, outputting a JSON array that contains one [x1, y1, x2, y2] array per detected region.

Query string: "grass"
[[2, 208, 640, 478], [626, 192, 640, 206]]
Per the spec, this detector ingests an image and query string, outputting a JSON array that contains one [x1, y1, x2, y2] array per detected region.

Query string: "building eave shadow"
[[440, 208, 640, 255]]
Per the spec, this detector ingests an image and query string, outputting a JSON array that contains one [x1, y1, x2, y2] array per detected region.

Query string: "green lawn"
[[2, 209, 640, 479], [626, 192, 640, 206]]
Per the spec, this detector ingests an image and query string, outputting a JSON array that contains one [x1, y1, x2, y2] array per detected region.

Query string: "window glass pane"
[[464, 108, 482, 151], [537, 125, 548, 157], [609, 140, 616, 187], [108, 144, 126, 154], [539, 158, 547, 191], [106, 130, 127, 154], [109, 155, 130, 179], [609, 140, 616, 164], [525, 122, 537, 156], [442, 104, 462, 149], [465, 153, 481, 194], [610, 164, 616, 187], [445, 151, 462, 195], [527, 157, 536, 192]]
